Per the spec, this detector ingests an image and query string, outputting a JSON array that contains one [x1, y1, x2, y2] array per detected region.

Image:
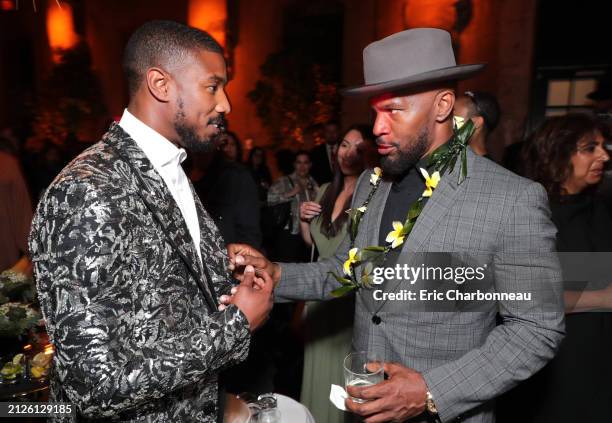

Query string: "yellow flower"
[[385, 221, 405, 249], [420, 168, 441, 198], [343, 248, 360, 275], [370, 167, 382, 185], [453, 115, 465, 129], [357, 206, 367, 213]]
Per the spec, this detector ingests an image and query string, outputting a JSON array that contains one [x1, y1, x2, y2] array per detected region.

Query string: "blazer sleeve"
[[29, 187, 251, 418], [275, 172, 368, 301], [421, 181, 565, 422]]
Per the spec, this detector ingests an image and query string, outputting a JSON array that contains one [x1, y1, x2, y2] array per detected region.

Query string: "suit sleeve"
[[422, 182, 565, 422], [275, 172, 368, 301], [29, 189, 251, 418]]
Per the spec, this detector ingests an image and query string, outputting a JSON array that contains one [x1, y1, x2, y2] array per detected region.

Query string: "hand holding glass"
[[343, 351, 384, 403]]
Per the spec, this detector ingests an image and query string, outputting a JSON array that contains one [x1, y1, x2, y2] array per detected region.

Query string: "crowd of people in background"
[[1, 71, 611, 422]]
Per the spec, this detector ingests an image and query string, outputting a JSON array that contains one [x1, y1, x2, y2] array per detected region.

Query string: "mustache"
[[208, 114, 227, 132], [376, 137, 399, 148]]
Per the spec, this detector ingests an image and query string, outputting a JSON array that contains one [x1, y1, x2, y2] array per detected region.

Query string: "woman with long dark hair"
[[500, 113, 612, 422], [298, 124, 377, 423]]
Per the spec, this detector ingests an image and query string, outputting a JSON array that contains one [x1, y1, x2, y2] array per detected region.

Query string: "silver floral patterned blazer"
[[29, 123, 250, 422]]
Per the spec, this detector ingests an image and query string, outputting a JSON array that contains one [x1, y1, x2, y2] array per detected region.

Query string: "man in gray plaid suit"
[[227, 28, 565, 423]]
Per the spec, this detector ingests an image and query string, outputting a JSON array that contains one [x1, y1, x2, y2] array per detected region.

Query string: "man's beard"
[[380, 125, 430, 176], [173, 99, 225, 153]]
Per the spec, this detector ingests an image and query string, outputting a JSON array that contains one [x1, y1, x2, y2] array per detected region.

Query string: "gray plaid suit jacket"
[[29, 123, 250, 422], [276, 149, 565, 423]]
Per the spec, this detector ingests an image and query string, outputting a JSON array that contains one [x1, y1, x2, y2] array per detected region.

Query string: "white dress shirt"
[[119, 109, 202, 264]]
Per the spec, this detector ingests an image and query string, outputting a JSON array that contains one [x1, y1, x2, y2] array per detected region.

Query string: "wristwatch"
[[426, 391, 439, 415]]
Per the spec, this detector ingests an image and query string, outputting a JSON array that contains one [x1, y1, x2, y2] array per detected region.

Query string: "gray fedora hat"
[[342, 28, 485, 97]]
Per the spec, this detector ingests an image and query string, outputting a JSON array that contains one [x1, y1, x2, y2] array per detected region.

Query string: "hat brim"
[[341, 63, 486, 97]]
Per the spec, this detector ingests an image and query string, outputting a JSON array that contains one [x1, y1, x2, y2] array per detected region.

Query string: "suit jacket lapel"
[[365, 179, 392, 247], [190, 182, 233, 299], [402, 149, 477, 253], [363, 148, 476, 254], [105, 123, 218, 312]]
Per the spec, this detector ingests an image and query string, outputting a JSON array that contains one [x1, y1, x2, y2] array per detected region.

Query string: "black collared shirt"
[[378, 159, 430, 264]]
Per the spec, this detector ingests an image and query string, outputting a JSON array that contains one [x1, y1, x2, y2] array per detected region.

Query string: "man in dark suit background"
[[309, 120, 340, 185], [29, 20, 273, 422]]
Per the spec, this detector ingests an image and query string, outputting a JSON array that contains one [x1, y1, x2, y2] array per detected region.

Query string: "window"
[[545, 77, 597, 116], [529, 67, 610, 135]]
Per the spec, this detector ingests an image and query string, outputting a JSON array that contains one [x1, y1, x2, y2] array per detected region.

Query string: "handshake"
[[219, 244, 282, 332]]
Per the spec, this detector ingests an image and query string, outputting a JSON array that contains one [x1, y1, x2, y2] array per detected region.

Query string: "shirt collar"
[[391, 157, 430, 190], [118, 108, 187, 169]]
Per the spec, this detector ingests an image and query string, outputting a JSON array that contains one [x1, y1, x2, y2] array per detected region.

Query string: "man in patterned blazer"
[[29, 21, 273, 422], [226, 29, 565, 422]]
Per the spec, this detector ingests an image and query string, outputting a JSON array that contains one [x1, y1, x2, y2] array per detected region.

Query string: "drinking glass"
[[343, 351, 384, 403]]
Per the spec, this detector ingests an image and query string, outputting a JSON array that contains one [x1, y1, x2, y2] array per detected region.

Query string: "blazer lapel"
[[190, 182, 232, 298], [365, 179, 392, 247], [361, 152, 475, 253], [402, 149, 477, 253], [105, 123, 218, 312]]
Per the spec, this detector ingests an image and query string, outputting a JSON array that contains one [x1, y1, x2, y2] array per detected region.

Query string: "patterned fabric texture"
[[29, 123, 250, 422]]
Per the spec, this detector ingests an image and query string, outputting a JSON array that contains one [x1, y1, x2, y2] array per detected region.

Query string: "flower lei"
[[329, 116, 475, 297]]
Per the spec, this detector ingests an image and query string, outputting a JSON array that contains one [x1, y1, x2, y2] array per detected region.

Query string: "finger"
[[227, 243, 248, 262], [364, 410, 398, 423], [219, 295, 232, 304], [238, 254, 269, 271], [366, 361, 384, 374], [240, 265, 255, 287], [218, 304, 227, 311], [253, 277, 265, 290], [230, 286, 238, 295], [257, 270, 274, 293], [345, 397, 387, 417], [347, 380, 386, 401], [383, 362, 403, 376]]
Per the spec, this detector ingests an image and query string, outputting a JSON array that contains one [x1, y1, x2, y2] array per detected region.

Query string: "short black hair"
[[123, 20, 224, 97], [464, 91, 501, 132]]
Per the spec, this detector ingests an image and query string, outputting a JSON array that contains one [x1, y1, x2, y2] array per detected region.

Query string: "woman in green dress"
[[298, 125, 377, 423]]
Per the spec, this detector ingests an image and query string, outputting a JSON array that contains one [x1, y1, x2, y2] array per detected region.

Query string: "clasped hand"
[[219, 244, 280, 331]]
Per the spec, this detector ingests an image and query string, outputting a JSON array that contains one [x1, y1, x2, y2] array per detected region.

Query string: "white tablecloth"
[[224, 393, 315, 423], [275, 393, 315, 423]]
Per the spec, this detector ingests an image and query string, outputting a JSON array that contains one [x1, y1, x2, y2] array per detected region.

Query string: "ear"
[[434, 89, 455, 123], [471, 115, 485, 131], [145, 67, 172, 103]]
